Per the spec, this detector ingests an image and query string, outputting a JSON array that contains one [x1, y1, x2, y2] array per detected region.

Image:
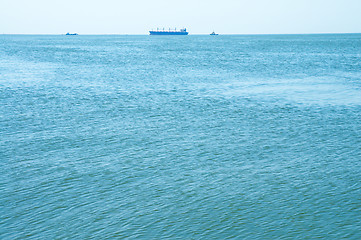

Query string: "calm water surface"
[[1, 34, 361, 239]]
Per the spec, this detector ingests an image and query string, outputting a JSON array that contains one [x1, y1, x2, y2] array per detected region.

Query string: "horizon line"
[[2, 32, 361, 36]]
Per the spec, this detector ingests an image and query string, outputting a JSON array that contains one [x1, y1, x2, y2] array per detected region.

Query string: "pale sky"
[[1, 0, 360, 34]]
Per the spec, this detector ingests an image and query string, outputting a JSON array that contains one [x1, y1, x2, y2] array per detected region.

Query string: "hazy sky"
[[1, 0, 360, 34]]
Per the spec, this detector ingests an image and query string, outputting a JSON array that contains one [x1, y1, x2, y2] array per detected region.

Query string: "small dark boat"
[[210, 31, 218, 35], [66, 33, 78, 35]]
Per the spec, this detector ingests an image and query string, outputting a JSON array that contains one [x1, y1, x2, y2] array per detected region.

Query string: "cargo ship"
[[149, 28, 188, 35]]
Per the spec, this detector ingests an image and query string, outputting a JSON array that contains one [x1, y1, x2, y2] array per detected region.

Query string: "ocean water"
[[1, 34, 361, 239]]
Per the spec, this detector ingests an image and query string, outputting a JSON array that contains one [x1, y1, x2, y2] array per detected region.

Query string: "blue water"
[[1, 34, 361, 239]]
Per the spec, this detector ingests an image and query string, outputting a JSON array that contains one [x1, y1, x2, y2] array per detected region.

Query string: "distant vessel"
[[66, 33, 78, 35], [210, 31, 218, 35], [150, 28, 188, 35]]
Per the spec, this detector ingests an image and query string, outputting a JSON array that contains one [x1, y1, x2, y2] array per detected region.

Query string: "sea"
[[1, 34, 361, 239]]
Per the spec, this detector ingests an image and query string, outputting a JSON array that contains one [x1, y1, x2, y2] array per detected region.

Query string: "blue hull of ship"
[[149, 31, 188, 35]]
